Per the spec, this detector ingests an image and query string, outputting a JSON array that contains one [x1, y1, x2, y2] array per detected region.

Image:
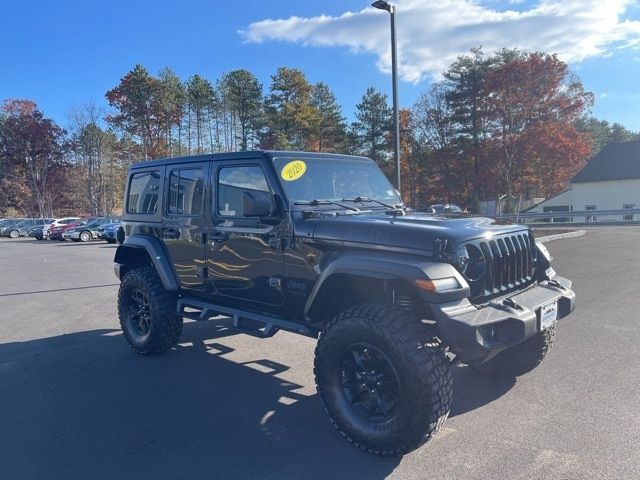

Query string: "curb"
[[536, 230, 586, 243]]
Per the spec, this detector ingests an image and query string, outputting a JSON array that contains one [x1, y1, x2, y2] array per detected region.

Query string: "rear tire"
[[472, 326, 555, 377], [118, 267, 183, 355], [314, 302, 453, 455]]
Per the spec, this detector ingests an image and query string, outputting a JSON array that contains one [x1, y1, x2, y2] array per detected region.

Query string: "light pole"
[[371, 0, 401, 196]]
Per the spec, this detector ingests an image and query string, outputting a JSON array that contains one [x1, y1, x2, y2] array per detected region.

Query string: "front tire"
[[9, 230, 19, 238], [118, 267, 183, 355], [79, 231, 91, 242], [314, 302, 453, 455], [472, 326, 555, 377]]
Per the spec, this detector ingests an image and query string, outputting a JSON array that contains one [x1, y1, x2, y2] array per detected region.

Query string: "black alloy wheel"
[[339, 343, 400, 423], [125, 288, 152, 340]]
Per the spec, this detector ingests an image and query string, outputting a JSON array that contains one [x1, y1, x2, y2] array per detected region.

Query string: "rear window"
[[127, 171, 160, 214], [168, 168, 204, 216]]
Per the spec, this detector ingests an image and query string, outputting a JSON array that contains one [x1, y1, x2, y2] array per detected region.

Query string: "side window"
[[127, 171, 161, 214], [167, 168, 204, 216], [217, 166, 270, 217]]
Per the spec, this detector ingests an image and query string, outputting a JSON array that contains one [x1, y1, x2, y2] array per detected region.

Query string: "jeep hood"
[[305, 211, 529, 253]]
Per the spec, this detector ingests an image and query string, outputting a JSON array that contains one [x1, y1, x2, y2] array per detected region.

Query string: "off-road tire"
[[9, 230, 19, 239], [314, 302, 453, 456], [118, 266, 183, 355], [472, 326, 555, 377], [79, 231, 91, 242]]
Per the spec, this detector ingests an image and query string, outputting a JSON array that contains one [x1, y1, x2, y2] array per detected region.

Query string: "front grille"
[[469, 232, 537, 302]]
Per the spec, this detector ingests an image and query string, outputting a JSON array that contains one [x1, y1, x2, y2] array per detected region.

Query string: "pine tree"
[[221, 70, 264, 151], [105, 64, 166, 160], [310, 82, 346, 152], [263, 67, 319, 150], [158, 67, 186, 156], [186, 75, 216, 154], [351, 86, 391, 165], [443, 48, 493, 210]]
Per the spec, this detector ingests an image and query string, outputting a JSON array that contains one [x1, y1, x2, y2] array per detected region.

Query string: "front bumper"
[[432, 275, 575, 364]]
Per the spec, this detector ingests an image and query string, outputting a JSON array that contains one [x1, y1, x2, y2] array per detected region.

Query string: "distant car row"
[[0, 217, 121, 243]]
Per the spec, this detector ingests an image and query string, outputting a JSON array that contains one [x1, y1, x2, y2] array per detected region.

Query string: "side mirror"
[[242, 190, 273, 218]]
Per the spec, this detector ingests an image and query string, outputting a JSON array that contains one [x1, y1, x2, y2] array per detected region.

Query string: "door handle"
[[162, 227, 180, 239], [211, 231, 229, 242]]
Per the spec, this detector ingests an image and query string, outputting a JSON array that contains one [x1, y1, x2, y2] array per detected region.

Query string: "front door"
[[161, 163, 208, 292], [207, 161, 284, 306]]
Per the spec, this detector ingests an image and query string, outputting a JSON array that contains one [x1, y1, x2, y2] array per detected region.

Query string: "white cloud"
[[239, 0, 640, 83]]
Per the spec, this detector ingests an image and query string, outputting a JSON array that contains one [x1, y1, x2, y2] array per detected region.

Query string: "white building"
[[524, 141, 640, 223]]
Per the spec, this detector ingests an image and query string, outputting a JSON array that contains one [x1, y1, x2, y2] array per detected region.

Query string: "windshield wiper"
[[342, 196, 405, 211], [294, 199, 360, 212]]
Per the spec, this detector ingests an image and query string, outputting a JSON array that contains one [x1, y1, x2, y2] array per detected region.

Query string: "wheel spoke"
[[375, 393, 392, 417], [350, 389, 367, 406], [352, 349, 369, 370]]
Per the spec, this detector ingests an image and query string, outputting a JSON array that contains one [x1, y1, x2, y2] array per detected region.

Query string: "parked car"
[[97, 219, 122, 244], [0, 219, 24, 237], [49, 220, 83, 241], [63, 216, 120, 242], [427, 204, 463, 215], [28, 225, 45, 240], [1, 219, 51, 238], [43, 217, 81, 239]]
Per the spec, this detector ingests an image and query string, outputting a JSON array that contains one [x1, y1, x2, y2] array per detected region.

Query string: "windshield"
[[273, 156, 401, 206]]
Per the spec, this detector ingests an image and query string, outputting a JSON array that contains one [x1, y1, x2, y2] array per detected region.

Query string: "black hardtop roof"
[[572, 140, 640, 183], [129, 150, 372, 169]]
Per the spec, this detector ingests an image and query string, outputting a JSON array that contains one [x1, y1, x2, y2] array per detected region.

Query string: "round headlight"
[[455, 245, 470, 272], [459, 244, 486, 281]]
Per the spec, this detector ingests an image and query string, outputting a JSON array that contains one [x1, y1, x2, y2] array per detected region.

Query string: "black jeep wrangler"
[[114, 151, 575, 455]]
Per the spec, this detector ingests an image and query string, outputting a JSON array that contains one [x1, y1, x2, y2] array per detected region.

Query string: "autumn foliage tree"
[[0, 100, 68, 217], [106, 64, 168, 160], [483, 50, 593, 207]]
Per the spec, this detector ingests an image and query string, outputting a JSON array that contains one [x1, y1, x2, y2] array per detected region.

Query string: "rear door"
[[161, 163, 209, 292], [206, 159, 285, 306]]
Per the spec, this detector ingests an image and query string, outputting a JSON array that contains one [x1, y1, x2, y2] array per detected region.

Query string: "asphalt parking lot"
[[1, 228, 639, 480]]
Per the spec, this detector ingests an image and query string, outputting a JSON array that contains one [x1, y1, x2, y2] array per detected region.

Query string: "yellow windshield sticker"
[[281, 160, 307, 181]]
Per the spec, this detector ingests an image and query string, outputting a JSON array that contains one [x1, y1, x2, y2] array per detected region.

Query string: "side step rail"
[[177, 298, 317, 339]]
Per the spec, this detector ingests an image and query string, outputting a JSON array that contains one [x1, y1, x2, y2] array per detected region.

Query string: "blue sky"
[[1, 0, 639, 130]]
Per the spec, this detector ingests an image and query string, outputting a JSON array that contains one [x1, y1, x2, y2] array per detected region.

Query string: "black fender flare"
[[303, 251, 469, 319], [114, 234, 179, 291]]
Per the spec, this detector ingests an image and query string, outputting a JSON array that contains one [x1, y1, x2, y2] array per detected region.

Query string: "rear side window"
[[217, 166, 269, 217], [168, 168, 204, 216], [127, 171, 160, 214]]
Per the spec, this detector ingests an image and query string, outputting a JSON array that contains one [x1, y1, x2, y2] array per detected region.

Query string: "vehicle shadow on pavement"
[[0, 319, 516, 480], [0, 320, 400, 480], [450, 365, 515, 417]]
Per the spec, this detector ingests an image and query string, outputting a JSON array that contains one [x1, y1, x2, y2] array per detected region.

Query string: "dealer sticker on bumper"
[[540, 301, 558, 330]]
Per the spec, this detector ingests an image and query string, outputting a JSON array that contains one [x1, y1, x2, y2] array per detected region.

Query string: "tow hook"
[[547, 279, 566, 291], [502, 297, 524, 311]]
